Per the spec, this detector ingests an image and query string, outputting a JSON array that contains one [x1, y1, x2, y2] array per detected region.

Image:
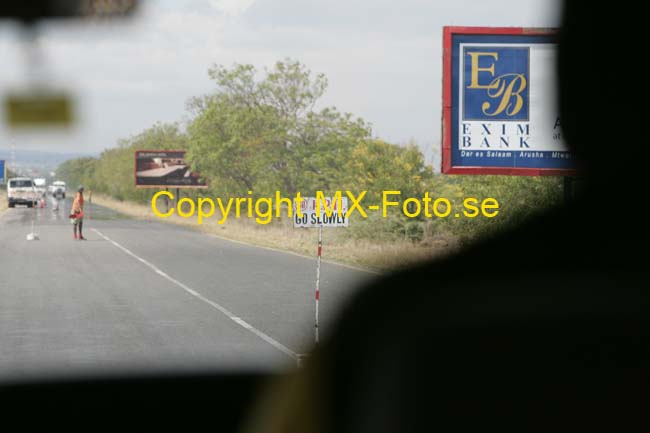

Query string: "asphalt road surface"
[[0, 196, 375, 381]]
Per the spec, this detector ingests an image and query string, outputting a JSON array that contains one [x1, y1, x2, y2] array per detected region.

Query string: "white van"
[[47, 180, 66, 199], [7, 177, 38, 208]]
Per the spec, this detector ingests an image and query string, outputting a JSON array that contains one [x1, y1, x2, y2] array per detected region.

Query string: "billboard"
[[442, 27, 578, 175], [293, 196, 349, 228], [134, 150, 207, 188], [0, 160, 5, 184]]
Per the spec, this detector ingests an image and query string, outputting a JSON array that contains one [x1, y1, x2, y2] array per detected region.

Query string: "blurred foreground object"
[[0, 0, 138, 128], [5, 92, 73, 128], [242, 1, 650, 432], [0, 0, 137, 22]]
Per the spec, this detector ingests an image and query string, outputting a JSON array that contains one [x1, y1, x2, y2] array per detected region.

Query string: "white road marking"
[[92, 228, 298, 360]]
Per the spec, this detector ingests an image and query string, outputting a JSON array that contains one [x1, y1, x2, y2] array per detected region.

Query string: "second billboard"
[[134, 150, 207, 188]]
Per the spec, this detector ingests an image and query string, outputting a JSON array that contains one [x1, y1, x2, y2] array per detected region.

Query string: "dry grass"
[[0, 190, 7, 217], [90, 194, 459, 272]]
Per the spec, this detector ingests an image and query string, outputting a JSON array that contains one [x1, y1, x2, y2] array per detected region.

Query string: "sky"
[[0, 0, 561, 168]]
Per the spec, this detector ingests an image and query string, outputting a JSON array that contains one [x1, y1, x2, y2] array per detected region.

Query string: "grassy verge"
[[0, 190, 6, 217], [89, 194, 459, 272]]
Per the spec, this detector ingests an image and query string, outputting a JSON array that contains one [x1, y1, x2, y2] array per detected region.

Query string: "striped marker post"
[[293, 197, 349, 349], [315, 223, 323, 345]]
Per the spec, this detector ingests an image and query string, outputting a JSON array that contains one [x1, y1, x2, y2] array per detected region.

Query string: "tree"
[[342, 139, 432, 203], [59, 123, 187, 202], [187, 94, 286, 195], [57, 157, 98, 192], [186, 59, 370, 197]]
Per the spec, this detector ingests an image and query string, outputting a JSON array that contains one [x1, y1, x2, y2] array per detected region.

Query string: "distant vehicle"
[[34, 178, 47, 197], [7, 177, 38, 208], [47, 180, 66, 199]]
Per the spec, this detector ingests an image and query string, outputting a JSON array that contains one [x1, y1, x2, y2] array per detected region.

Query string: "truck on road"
[[34, 178, 47, 197], [7, 177, 38, 208], [48, 180, 66, 199]]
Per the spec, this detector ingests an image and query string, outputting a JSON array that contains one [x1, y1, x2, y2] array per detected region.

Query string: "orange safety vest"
[[72, 192, 84, 213]]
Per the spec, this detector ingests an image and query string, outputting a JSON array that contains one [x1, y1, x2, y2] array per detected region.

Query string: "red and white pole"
[[315, 223, 323, 345]]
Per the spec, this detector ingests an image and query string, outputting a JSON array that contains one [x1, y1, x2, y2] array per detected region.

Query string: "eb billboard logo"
[[463, 47, 529, 121]]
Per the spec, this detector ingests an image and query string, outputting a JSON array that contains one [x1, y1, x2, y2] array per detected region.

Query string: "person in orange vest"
[[71, 186, 86, 240]]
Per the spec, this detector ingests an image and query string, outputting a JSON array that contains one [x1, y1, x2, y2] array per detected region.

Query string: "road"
[[0, 197, 375, 380]]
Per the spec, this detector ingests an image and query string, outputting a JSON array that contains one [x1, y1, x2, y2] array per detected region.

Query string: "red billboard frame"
[[134, 149, 208, 189], [441, 26, 578, 176]]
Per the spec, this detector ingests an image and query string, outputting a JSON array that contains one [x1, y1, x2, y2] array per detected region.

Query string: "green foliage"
[[56, 157, 98, 192], [341, 139, 432, 203], [187, 59, 370, 197], [417, 174, 564, 244], [58, 122, 187, 202]]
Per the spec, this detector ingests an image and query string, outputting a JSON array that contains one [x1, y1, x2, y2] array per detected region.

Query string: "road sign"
[[442, 27, 578, 176], [293, 196, 349, 228], [0, 160, 5, 184]]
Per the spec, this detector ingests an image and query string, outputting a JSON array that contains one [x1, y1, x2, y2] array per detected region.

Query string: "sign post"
[[293, 196, 349, 347], [0, 160, 5, 185], [315, 223, 323, 344]]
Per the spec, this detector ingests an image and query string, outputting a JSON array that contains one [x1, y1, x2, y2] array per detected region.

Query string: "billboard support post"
[[563, 177, 572, 203], [563, 176, 583, 204]]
